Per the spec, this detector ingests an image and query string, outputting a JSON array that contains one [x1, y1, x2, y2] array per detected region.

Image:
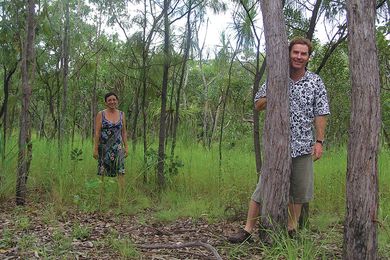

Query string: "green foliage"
[[311, 42, 350, 146], [17, 234, 37, 251], [144, 148, 184, 183], [70, 148, 83, 162], [107, 234, 139, 259], [0, 228, 15, 249], [261, 229, 328, 259], [51, 230, 72, 255], [15, 215, 31, 231], [72, 223, 91, 240]]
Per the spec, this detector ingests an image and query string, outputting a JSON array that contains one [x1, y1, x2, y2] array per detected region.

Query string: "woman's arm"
[[93, 112, 102, 159], [121, 113, 129, 157]]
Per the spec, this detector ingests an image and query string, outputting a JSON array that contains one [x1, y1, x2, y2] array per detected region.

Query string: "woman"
[[93, 92, 128, 191]]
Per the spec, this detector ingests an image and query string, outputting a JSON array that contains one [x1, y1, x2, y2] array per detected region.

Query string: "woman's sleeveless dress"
[[97, 111, 125, 177]]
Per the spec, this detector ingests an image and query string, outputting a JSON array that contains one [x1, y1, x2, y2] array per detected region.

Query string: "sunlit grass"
[[0, 135, 389, 258]]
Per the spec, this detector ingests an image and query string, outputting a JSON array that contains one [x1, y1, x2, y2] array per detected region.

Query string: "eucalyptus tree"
[[0, 0, 22, 162], [156, 0, 172, 188], [58, 0, 70, 155], [216, 28, 243, 168], [16, 0, 36, 206], [258, 0, 290, 243], [191, 1, 227, 149], [344, 0, 381, 258], [235, 0, 265, 175], [157, 0, 208, 187], [170, 0, 197, 158]]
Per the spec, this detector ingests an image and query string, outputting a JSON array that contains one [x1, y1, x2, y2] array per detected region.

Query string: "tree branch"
[[137, 241, 223, 260]]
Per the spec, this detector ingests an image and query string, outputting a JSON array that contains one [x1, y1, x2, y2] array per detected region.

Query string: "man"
[[228, 37, 330, 243]]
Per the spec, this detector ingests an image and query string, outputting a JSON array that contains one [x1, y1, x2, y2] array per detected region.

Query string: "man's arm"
[[255, 97, 267, 111], [312, 115, 327, 161], [315, 116, 327, 141]]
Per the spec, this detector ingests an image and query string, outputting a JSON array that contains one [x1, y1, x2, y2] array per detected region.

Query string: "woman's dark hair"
[[104, 92, 119, 102]]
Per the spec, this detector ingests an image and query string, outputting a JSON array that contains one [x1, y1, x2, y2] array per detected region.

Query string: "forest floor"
[[0, 199, 346, 259]]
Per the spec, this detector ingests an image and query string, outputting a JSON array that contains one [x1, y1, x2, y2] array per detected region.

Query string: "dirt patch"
[[0, 200, 344, 259]]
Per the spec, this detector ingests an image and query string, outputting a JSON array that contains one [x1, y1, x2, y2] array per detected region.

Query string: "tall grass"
[[0, 136, 389, 256]]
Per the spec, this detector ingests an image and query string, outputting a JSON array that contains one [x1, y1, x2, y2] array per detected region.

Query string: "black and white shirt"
[[255, 71, 330, 158]]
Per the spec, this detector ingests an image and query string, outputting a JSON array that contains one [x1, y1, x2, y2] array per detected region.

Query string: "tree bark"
[[60, 0, 70, 146], [91, 9, 102, 142], [157, 0, 171, 189], [1, 64, 17, 162], [343, 0, 381, 259], [253, 57, 266, 175], [171, 0, 193, 158], [16, 0, 35, 206], [306, 0, 322, 41], [259, 0, 291, 243]]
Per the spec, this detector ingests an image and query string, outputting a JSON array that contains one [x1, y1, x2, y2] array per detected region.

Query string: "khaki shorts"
[[251, 154, 313, 204]]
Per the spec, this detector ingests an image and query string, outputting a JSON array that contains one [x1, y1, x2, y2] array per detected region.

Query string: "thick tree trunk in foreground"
[[343, 0, 381, 259], [259, 0, 291, 242], [16, 0, 35, 206]]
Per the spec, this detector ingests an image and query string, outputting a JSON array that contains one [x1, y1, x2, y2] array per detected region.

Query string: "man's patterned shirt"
[[255, 71, 330, 158]]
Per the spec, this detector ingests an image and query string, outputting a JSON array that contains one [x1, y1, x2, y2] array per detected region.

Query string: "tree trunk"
[[60, 0, 70, 147], [16, 0, 35, 206], [170, 1, 192, 157], [343, 0, 381, 259], [219, 44, 239, 168], [131, 83, 141, 151], [1, 65, 17, 162], [259, 0, 291, 243], [253, 57, 266, 175], [306, 0, 322, 41], [157, 0, 171, 189], [91, 10, 102, 142]]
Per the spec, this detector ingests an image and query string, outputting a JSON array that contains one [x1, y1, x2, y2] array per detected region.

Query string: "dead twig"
[[137, 241, 223, 260]]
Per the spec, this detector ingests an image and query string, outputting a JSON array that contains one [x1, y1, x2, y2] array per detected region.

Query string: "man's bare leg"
[[228, 200, 260, 243], [244, 200, 261, 232], [288, 203, 302, 231]]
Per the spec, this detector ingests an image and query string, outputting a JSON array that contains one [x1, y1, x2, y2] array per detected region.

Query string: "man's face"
[[289, 44, 310, 70]]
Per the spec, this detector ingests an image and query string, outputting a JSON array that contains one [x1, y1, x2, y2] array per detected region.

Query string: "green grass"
[[0, 135, 389, 258]]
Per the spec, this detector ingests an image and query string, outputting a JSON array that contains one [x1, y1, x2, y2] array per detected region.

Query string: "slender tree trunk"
[[1, 65, 17, 162], [60, 0, 70, 148], [91, 10, 102, 141], [16, 0, 35, 206], [259, 0, 291, 243], [141, 0, 149, 183], [343, 1, 381, 259], [306, 0, 322, 41], [238, 0, 264, 175], [131, 83, 141, 151], [202, 77, 211, 149], [157, 0, 171, 189], [253, 56, 266, 175], [219, 46, 239, 168]]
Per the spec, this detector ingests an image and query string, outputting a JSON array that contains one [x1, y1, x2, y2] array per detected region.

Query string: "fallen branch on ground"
[[137, 241, 223, 260]]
